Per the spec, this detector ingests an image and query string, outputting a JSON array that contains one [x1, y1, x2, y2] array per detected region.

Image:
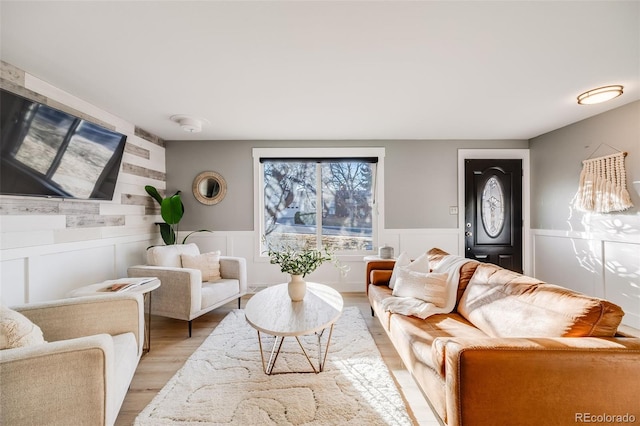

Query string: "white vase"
[[288, 274, 306, 301]]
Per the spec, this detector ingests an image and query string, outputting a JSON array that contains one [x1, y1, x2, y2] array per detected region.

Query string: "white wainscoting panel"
[[533, 234, 604, 298], [386, 229, 461, 258], [532, 230, 639, 329], [29, 246, 116, 303], [1, 234, 158, 305], [603, 241, 640, 329], [115, 240, 153, 278], [1, 258, 26, 306]]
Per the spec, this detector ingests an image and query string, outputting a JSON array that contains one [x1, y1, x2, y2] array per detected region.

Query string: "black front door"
[[464, 159, 523, 273]]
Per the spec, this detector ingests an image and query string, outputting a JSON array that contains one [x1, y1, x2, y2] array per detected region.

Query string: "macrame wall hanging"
[[574, 149, 633, 213]]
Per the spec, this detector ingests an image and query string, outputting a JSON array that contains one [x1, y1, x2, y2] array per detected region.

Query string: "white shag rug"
[[135, 306, 414, 425]]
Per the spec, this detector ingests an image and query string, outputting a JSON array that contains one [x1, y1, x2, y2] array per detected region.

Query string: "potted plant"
[[266, 243, 346, 301], [145, 185, 184, 245], [146, 185, 213, 246]]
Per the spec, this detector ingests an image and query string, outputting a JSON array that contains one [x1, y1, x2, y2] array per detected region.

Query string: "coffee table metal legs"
[[256, 324, 335, 375], [317, 325, 334, 372], [265, 335, 285, 374]]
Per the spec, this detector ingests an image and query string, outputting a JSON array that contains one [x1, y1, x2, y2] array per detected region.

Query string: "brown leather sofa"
[[366, 248, 640, 426]]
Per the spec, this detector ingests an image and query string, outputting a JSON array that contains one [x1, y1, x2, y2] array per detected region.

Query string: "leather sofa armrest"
[[365, 260, 396, 292], [14, 294, 144, 353], [437, 336, 640, 426], [370, 270, 393, 286], [1, 334, 115, 425]]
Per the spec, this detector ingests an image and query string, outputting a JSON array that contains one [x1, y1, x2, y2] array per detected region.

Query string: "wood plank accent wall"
[[0, 61, 166, 250]]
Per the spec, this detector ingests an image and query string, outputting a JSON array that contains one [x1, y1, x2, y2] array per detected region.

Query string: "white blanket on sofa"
[[381, 255, 474, 319]]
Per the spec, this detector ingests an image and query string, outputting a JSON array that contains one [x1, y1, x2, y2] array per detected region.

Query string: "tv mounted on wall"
[[0, 88, 127, 201]]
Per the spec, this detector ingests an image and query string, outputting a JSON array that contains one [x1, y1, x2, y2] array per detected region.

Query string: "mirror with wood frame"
[[193, 171, 227, 205]]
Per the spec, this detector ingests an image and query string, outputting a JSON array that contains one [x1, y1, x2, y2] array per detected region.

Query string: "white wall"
[[0, 62, 165, 305], [532, 231, 639, 329], [530, 101, 640, 329]]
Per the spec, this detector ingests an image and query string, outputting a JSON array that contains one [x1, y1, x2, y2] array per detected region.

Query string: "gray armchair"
[[0, 294, 144, 426], [128, 243, 247, 336]]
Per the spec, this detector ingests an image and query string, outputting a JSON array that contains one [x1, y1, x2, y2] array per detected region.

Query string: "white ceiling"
[[1, 1, 638, 141]]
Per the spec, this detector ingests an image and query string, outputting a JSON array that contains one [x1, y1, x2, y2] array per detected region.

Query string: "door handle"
[[465, 231, 473, 237]]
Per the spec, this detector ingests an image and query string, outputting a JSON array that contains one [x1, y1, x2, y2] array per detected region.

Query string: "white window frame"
[[253, 147, 385, 260]]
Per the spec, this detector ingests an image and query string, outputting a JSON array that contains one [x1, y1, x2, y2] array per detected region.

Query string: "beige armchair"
[[127, 243, 247, 337], [0, 294, 144, 426]]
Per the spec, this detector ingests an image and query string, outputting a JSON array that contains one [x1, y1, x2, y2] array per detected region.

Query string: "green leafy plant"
[[145, 185, 214, 246], [145, 185, 184, 245], [265, 241, 348, 277]]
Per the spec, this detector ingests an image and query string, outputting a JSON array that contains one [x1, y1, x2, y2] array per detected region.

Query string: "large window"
[[255, 148, 384, 255]]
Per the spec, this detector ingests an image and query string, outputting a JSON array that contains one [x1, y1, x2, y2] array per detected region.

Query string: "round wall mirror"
[[193, 171, 227, 205]]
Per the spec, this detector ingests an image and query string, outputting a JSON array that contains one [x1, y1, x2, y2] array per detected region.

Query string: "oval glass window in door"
[[481, 176, 505, 237]]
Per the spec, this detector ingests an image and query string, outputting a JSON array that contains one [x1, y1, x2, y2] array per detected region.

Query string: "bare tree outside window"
[[321, 162, 373, 251], [263, 161, 317, 249], [262, 159, 375, 253]]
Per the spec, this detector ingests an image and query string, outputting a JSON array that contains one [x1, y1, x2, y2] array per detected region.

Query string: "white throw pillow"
[[148, 243, 201, 267], [0, 305, 46, 349], [404, 253, 430, 273], [389, 252, 411, 289], [392, 271, 449, 307], [181, 251, 222, 282]]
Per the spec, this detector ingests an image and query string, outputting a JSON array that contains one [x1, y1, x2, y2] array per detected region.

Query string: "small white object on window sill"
[[378, 245, 394, 259]]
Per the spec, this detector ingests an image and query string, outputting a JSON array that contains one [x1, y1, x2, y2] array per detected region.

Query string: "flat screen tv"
[[1, 88, 127, 200]]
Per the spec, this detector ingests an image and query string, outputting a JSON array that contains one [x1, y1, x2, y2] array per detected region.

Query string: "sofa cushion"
[[368, 284, 394, 330], [458, 263, 624, 337], [147, 243, 200, 267], [181, 251, 222, 281], [111, 332, 140, 417], [393, 270, 449, 307], [390, 252, 429, 290], [389, 312, 487, 379], [0, 305, 46, 349], [389, 252, 411, 289], [201, 279, 240, 310]]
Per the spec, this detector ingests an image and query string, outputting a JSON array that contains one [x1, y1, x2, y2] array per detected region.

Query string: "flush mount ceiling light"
[[170, 115, 210, 133], [577, 85, 624, 105]]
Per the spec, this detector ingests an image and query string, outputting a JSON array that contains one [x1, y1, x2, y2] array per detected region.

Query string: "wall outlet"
[[449, 206, 458, 215]]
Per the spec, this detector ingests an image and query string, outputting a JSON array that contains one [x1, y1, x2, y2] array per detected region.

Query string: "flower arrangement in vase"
[[265, 242, 346, 301]]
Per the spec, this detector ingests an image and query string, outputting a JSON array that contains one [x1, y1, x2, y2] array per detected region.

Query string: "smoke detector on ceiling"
[[170, 115, 210, 133]]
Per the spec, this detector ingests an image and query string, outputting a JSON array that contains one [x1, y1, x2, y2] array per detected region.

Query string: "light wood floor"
[[115, 293, 442, 425]]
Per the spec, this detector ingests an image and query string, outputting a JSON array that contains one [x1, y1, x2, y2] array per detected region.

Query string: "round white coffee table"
[[245, 282, 343, 375], [67, 277, 160, 354]]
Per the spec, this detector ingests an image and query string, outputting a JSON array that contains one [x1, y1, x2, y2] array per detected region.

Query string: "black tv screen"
[[1, 88, 127, 200]]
